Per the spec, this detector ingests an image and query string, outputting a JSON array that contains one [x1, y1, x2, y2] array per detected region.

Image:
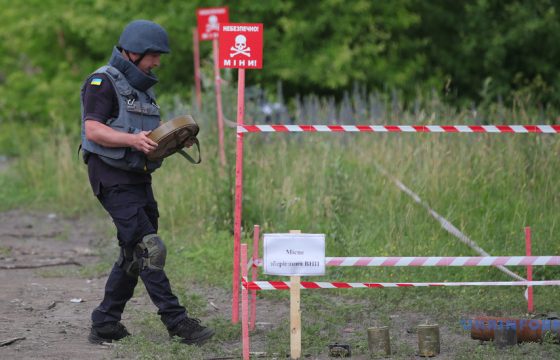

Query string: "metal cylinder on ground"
[[367, 326, 391, 358], [470, 316, 560, 343], [417, 324, 440, 357]]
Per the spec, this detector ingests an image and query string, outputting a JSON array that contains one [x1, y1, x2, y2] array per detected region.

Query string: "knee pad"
[[117, 247, 141, 277], [138, 234, 167, 271]]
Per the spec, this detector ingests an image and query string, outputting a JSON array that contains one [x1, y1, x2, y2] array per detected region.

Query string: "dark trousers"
[[91, 183, 186, 329]]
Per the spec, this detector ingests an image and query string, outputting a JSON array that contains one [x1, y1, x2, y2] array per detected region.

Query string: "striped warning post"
[[237, 124, 560, 134], [243, 279, 560, 291]]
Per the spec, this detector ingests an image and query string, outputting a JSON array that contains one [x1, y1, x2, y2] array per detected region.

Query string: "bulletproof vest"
[[80, 65, 162, 173]]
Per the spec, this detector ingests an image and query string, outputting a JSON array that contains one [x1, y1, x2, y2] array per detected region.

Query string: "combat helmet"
[[118, 20, 170, 54]]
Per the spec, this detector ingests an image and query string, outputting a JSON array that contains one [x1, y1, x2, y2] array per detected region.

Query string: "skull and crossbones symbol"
[[205, 15, 220, 32], [230, 34, 251, 57]]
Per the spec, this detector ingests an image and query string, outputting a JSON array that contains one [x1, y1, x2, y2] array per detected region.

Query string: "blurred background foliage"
[[2, 0, 560, 130]]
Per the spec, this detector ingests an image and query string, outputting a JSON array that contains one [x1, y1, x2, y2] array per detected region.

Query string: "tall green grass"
[[1, 91, 559, 289]]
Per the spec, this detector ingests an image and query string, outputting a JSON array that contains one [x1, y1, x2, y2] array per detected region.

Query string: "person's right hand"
[[131, 131, 158, 154]]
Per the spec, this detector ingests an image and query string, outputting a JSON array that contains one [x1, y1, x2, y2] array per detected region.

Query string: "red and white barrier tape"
[[326, 256, 560, 267], [249, 256, 560, 268], [243, 279, 560, 291], [237, 124, 560, 134]]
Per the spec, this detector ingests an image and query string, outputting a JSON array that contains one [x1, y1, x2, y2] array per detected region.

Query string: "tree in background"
[[413, 0, 560, 108], [1, 0, 560, 127]]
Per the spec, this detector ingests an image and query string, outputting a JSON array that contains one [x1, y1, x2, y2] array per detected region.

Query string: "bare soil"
[[0, 209, 118, 359]]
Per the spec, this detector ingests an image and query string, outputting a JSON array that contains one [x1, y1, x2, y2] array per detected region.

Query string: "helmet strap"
[[133, 53, 146, 66], [124, 50, 145, 66]]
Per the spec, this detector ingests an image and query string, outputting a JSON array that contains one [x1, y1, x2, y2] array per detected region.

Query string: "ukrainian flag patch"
[[90, 78, 103, 86]]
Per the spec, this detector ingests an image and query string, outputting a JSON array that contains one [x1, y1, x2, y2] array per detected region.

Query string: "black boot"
[[168, 317, 215, 345], [88, 322, 131, 344]]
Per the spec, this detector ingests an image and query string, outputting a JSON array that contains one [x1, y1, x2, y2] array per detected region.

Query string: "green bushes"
[[4, 0, 560, 127]]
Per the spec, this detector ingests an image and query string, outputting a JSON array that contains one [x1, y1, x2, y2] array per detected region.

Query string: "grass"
[[0, 245, 12, 256], [1, 90, 560, 358]]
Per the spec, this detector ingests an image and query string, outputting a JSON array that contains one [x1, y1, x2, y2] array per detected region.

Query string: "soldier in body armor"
[[81, 20, 214, 346]]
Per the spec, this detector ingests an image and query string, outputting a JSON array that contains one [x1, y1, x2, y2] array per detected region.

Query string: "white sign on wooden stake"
[[263, 233, 325, 276]]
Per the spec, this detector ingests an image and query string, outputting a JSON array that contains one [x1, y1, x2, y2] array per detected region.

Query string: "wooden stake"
[[212, 38, 226, 168], [0, 337, 25, 347], [290, 230, 301, 359], [192, 28, 202, 111], [0, 260, 81, 269]]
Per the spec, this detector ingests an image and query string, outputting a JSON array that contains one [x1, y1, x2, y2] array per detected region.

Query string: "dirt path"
[[0, 210, 122, 360], [0, 209, 244, 360]]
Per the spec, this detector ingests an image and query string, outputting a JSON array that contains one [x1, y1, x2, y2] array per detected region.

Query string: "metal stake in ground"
[[525, 226, 534, 313], [212, 37, 226, 168], [196, 7, 229, 168], [241, 244, 250, 359], [219, 22, 264, 324], [232, 67, 245, 324]]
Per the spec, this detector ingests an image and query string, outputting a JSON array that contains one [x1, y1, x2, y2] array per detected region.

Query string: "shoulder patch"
[[90, 78, 103, 86]]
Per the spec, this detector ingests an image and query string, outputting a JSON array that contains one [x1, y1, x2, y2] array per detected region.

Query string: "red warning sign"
[[219, 23, 263, 69], [197, 7, 229, 41]]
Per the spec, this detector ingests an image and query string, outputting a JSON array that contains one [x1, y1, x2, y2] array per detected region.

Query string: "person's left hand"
[[183, 137, 195, 148]]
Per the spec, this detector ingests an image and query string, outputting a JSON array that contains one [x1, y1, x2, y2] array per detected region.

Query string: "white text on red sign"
[[219, 23, 263, 69], [196, 7, 229, 41]]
